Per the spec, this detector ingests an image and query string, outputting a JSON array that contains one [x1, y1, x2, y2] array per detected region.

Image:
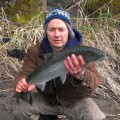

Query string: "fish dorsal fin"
[[44, 52, 57, 62], [44, 52, 55, 63]]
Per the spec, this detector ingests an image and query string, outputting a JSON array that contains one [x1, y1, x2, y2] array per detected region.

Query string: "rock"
[[46, 0, 83, 18]]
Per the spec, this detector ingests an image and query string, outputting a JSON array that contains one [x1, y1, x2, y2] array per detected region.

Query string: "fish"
[[13, 46, 107, 104]]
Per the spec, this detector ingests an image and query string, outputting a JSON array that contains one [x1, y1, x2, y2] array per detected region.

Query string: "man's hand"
[[64, 54, 85, 79], [15, 78, 35, 93]]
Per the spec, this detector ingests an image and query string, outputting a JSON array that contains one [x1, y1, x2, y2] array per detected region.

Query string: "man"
[[13, 8, 106, 120]]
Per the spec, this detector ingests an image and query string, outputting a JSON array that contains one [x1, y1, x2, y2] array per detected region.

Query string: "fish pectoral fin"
[[36, 82, 46, 91]]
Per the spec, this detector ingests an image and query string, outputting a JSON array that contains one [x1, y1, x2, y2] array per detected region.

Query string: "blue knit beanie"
[[43, 8, 75, 39], [44, 8, 71, 26]]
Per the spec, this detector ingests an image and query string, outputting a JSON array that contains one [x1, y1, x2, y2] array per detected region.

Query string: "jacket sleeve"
[[84, 63, 101, 90], [58, 62, 101, 106], [66, 62, 101, 90], [14, 45, 38, 87]]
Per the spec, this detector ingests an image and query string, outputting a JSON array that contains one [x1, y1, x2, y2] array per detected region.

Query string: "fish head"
[[81, 48, 107, 63]]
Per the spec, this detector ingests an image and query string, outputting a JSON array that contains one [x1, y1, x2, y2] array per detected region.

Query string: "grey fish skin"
[[26, 45, 106, 85], [13, 46, 107, 104]]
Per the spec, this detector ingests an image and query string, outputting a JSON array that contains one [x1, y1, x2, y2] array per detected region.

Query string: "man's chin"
[[54, 44, 63, 47], [53, 45, 64, 51]]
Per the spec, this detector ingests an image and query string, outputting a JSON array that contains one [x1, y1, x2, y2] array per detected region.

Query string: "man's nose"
[[54, 30, 60, 37]]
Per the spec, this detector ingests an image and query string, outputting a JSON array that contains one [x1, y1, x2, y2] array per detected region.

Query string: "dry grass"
[[76, 16, 120, 102], [0, 8, 120, 104], [77, 16, 120, 102]]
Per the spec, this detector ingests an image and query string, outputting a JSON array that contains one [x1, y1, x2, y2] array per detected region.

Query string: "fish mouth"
[[99, 54, 107, 61]]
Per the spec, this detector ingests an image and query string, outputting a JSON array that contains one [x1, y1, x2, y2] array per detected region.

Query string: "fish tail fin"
[[13, 92, 32, 105], [16, 98, 20, 104], [29, 92, 33, 105]]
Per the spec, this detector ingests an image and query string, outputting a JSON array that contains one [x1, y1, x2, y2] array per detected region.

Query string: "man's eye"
[[49, 29, 54, 31], [59, 29, 65, 32]]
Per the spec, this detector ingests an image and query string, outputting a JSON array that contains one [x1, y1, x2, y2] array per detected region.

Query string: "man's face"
[[46, 19, 69, 51]]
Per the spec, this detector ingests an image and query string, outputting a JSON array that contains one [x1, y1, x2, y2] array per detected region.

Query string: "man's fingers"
[[64, 60, 73, 74], [21, 78, 28, 86], [64, 54, 85, 78], [18, 78, 28, 91], [78, 55, 85, 67], [67, 55, 74, 68], [16, 78, 29, 92], [71, 54, 80, 70], [28, 84, 35, 91], [15, 87, 22, 93], [64, 54, 79, 74], [18, 81, 27, 90]]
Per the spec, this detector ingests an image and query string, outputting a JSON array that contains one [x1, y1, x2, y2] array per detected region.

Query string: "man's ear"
[[65, 22, 75, 39]]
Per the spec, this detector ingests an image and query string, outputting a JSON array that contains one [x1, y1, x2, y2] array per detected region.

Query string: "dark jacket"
[[14, 29, 101, 106]]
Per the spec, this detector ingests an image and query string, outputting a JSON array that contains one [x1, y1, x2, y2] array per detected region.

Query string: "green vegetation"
[[5, 0, 43, 24], [85, 0, 120, 16]]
